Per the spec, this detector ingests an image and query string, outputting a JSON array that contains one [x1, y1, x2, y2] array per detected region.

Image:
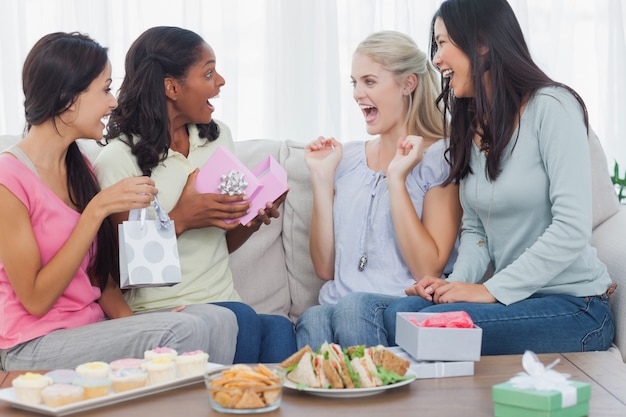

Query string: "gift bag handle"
[[127, 195, 173, 231]]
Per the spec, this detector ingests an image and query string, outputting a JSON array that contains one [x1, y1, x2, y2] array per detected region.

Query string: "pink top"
[[0, 153, 104, 349]]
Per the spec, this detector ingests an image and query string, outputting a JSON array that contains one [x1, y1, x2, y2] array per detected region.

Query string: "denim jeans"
[[212, 301, 297, 363], [295, 293, 397, 350], [382, 292, 615, 354]]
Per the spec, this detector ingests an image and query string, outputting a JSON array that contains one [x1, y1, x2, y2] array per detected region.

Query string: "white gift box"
[[395, 312, 482, 362], [386, 347, 475, 379]]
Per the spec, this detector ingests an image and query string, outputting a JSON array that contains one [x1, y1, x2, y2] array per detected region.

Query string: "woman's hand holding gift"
[[170, 169, 251, 233], [89, 176, 157, 221]]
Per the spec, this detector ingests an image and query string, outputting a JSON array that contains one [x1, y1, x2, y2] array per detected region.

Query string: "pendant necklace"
[[359, 140, 385, 271], [358, 171, 384, 271]]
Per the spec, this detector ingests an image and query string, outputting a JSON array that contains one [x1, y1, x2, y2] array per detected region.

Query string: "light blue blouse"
[[449, 86, 612, 304], [319, 139, 456, 305]]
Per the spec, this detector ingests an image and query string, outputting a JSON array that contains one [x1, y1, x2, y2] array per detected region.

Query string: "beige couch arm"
[[592, 207, 626, 362]]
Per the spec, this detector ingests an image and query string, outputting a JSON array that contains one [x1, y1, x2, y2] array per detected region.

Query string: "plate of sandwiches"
[[278, 342, 416, 398]]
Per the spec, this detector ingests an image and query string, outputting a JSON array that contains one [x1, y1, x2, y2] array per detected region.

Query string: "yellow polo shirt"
[[94, 121, 242, 312]]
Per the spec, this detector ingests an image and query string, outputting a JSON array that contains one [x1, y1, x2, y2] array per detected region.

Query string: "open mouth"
[[360, 104, 378, 123], [442, 69, 454, 79], [206, 93, 220, 111]]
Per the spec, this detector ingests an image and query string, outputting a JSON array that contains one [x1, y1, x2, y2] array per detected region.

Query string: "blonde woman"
[[296, 31, 461, 349]]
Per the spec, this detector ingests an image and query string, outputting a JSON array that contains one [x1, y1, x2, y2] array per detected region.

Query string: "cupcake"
[[141, 357, 177, 385], [75, 361, 110, 379], [175, 350, 209, 378], [44, 369, 78, 385], [41, 384, 84, 407], [109, 368, 148, 393], [144, 347, 178, 361], [109, 358, 144, 372], [72, 377, 112, 399], [11, 372, 53, 404]]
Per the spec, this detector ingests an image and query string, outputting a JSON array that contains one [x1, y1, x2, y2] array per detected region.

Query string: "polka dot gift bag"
[[118, 196, 182, 289]]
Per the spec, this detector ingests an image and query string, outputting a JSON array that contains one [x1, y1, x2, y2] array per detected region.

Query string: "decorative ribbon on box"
[[195, 146, 288, 225], [492, 351, 591, 417], [118, 196, 182, 289], [407, 311, 474, 328]]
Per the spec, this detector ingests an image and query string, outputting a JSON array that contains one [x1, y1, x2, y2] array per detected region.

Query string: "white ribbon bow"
[[508, 351, 577, 408], [218, 170, 248, 196]]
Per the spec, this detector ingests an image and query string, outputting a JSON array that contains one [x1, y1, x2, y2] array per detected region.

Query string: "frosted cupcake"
[[72, 377, 112, 399], [109, 368, 148, 392], [144, 347, 178, 361], [175, 350, 209, 377], [75, 361, 110, 379], [109, 358, 144, 372], [11, 372, 53, 404], [142, 357, 177, 385], [41, 384, 84, 407], [44, 369, 78, 385]]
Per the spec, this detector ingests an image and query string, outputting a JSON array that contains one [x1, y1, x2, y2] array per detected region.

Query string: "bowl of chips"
[[205, 364, 285, 414]]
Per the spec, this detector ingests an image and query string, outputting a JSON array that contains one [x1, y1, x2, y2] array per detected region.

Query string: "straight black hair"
[[22, 32, 117, 291], [430, 0, 588, 183]]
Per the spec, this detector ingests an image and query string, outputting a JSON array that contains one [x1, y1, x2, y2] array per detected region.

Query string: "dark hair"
[[105, 26, 220, 176], [22, 32, 117, 291], [430, 0, 588, 183]]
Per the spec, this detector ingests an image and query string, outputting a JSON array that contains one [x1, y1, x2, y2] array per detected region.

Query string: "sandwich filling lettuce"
[[280, 342, 412, 389]]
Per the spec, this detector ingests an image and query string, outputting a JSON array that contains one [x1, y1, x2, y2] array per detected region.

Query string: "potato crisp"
[[207, 364, 283, 409]]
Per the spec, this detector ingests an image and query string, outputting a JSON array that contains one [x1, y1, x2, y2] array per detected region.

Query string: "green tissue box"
[[492, 381, 590, 417]]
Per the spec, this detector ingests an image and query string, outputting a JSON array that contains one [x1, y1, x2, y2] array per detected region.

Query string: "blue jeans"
[[295, 293, 394, 350], [381, 293, 615, 354], [212, 302, 297, 363]]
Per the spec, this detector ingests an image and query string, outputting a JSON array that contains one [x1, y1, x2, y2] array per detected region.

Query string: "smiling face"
[[432, 17, 474, 98], [169, 43, 225, 126], [351, 53, 408, 139], [70, 60, 118, 139]]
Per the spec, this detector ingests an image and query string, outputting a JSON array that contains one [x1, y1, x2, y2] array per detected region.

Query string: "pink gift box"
[[243, 154, 289, 224], [195, 146, 288, 225]]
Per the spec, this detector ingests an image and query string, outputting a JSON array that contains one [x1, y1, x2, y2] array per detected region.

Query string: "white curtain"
[[1, 0, 624, 167]]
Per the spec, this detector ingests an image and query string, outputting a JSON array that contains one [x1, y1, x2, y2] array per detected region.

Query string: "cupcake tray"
[[0, 362, 225, 416]]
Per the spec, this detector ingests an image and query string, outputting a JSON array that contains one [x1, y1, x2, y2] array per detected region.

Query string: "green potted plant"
[[611, 161, 626, 202]]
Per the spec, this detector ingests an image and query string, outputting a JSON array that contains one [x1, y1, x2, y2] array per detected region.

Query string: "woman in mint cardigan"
[[382, 0, 615, 354]]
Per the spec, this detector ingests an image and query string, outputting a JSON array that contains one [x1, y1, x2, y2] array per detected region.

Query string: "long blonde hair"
[[355, 30, 445, 139]]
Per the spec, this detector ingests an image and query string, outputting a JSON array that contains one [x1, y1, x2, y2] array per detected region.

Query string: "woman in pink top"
[[0, 32, 237, 371]]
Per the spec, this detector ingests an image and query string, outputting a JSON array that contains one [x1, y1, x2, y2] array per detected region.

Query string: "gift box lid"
[[237, 155, 288, 225], [195, 146, 262, 198], [492, 381, 591, 411]]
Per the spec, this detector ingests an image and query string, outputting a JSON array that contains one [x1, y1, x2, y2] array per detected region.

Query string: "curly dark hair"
[[105, 26, 219, 176]]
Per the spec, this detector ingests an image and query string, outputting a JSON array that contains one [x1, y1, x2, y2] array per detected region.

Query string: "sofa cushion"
[[230, 140, 291, 317], [279, 140, 323, 322], [592, 207, 626, 362], [589, 129, 620, 228]]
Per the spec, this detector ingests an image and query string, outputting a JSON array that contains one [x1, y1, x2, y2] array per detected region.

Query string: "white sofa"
[[1, 131, 625, 364]]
